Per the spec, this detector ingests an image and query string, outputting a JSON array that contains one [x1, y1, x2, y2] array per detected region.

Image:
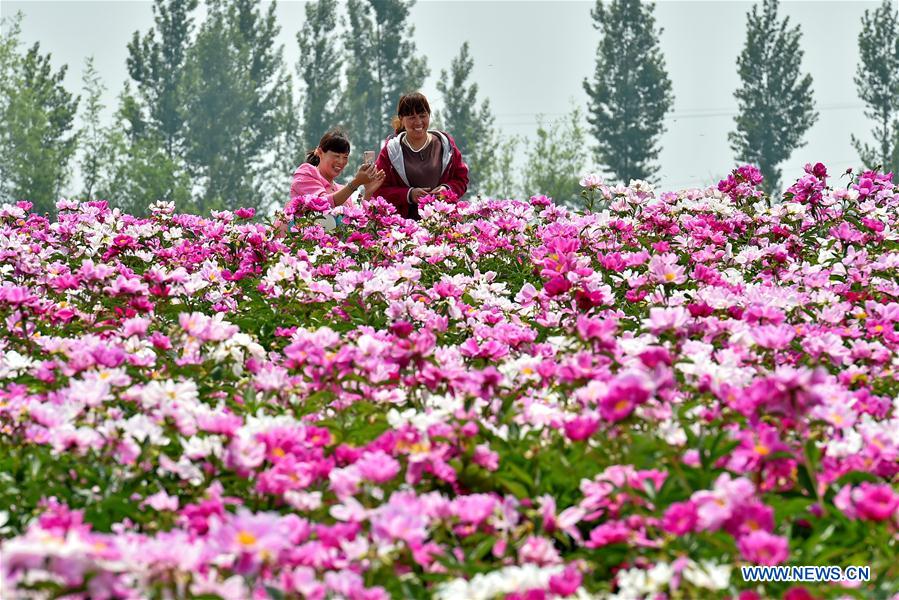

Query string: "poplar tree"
[[583, 0, 673, 184], [297, 0, 343, 154], [729, 0, 817, 195], [126, 0, 197, 160], [523, 107, 588, 208], [341, 0, 428, 153], [78, 57, 109, 200], [122, 0, 197, 207], [851, 0, 899, 174], [181, 0, 294, 213], [94, 83, 191, 216], [0, 32, 79, 213], [0, 14, 22, 204], [436, 42, 497, 194]]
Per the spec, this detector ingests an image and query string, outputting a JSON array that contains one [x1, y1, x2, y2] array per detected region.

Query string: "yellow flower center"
[[236, 530, 257, 547], [664, 272, 676, 282], [614, 399, 630, 413], [754, 444, 770, 456]]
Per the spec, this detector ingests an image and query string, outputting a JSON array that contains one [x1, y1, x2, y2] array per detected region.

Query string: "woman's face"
[[401, 111, 430, 137], [316, 149, 349, 181]]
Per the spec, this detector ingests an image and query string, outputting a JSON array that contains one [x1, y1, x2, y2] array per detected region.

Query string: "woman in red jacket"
[[374, 92, 469, 220]]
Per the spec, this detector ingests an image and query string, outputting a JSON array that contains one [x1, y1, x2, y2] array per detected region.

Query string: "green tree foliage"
[[93, 95, 191, 216], [0, 20, 79, 214], [729, 0, 818, 195], [181, 0, 295, 213], [0, 14, 23, 204], [341, 0, 429, 154], [851, 0, 899, 174], [126, 0, 197, 160], [78, 56, 111, 200], [583, 0, 673, 184], [297, 0, 342, 155], [523, 108, 588, 208], [481, 134, 522, 200], [436, 42, 497, 194], [119, 0, 197, 209]]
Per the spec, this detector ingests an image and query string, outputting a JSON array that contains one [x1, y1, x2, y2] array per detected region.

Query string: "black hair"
[[305, 129, 351, 166]]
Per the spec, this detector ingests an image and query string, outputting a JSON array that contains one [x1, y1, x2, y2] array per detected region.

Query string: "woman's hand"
[[352, 163, 376, 186], [363, 166, 386, 198], [410, 187, 429, 203]]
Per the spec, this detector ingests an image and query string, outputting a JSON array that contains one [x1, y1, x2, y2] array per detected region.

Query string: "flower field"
[[1, 164, 898, 599]]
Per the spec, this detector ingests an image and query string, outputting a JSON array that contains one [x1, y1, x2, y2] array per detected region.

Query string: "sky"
[[1, 0, 887, 193]]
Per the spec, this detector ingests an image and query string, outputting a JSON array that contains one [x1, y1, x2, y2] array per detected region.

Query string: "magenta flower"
[[662, 500, 698, 535], [585, 520, 631, 548], [599, 374, 650, 423], [563, 413, 600, 441], [472, 444, 499, 471], [548, 564, 582, 596], [544, 276, 572, 297], [853, 483, 899, 521]]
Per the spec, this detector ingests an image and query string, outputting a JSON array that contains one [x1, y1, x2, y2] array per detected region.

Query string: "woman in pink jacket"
[[374, 92, 469, 220], [289, 129, 385, 208]]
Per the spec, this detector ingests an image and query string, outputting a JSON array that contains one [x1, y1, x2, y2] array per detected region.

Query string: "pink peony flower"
[[599, 374, 650, 423], [585, 520, 631, 548], [473, 444, 499, 471], [453, 494, 497, 525], [354, 450, 401, 484], [518, 535, 561, 566], [548, 564, 582, 596], [737, 530, 789, 566], [563, 413, 600, 441], [853, 483, 899, 521], [662, 501, 698, 535], [648, 253, 687, 285]]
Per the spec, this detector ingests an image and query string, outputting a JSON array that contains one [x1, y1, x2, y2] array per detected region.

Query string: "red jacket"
[[374, 130, 469, 219]]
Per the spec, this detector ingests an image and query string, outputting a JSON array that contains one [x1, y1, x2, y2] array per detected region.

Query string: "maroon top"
[[375, 130, 470, 219], [402, 134, 443, 189]]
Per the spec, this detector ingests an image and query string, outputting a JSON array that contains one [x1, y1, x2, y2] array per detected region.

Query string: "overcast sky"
[[2, 0, 885, 193]]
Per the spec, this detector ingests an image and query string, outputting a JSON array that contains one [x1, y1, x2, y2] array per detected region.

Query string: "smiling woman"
[[289, 129, 385, 209], [375, 92, 470, 220]]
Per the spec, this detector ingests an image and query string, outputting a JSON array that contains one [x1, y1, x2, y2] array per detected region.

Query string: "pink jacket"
[[289, 163, 343, 205]]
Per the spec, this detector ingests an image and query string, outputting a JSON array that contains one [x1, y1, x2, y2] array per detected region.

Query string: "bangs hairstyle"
[[392, 92, 431, 133], [305, 129, 351, 166]]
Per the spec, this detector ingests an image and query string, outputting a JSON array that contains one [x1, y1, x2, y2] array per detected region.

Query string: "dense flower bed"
[[0, 164, 898, 599]]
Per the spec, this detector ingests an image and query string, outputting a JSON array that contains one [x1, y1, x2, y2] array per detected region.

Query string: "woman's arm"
[[327, 180, 360, 207], [290, 163, 372, 208]]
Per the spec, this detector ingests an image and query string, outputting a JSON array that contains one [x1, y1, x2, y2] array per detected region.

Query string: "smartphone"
[[362, 151, 376, 165]]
